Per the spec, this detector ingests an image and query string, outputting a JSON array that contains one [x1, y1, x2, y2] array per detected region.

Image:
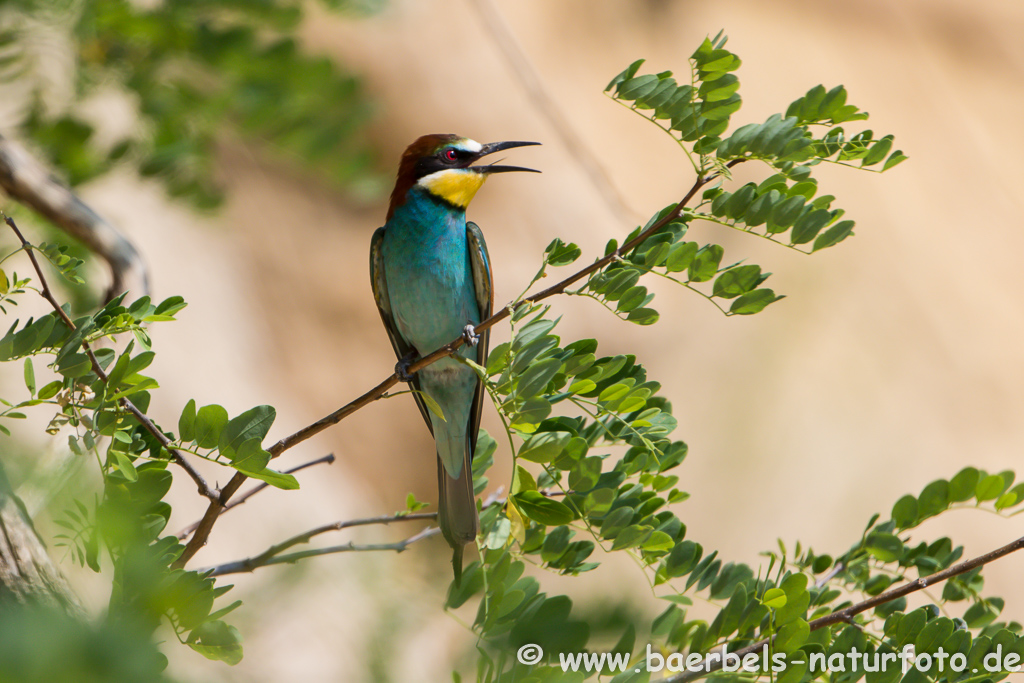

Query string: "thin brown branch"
[[664, 533, 1024, 682], [0, 133, 147, 300], [176, 453, 336, 540], [202, 512, 439, 577], [3, 214, 217, 502], [174, 165, 737, 567], [214, 527, 442, 575], [469, 0, 640, 227]]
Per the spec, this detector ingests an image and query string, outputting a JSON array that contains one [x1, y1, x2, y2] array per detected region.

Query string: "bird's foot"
[[395, 352, 418, 383], [462, 324, 480, 347]]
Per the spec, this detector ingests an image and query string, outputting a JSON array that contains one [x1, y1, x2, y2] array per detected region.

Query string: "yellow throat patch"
[[419, 169, 487, 209]]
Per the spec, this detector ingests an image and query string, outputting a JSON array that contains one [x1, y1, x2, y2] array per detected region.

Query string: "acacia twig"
[[209, 528, 442, 576], [3, 214, 217, 502], [665, 534, 1024, 682], [202, 512, 439, 577], [175, 163, 741, 567], [176, 453, 336, 540]]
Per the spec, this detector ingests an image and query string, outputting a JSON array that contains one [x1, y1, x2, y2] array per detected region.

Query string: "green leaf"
[[601, 268, 641, 301], [963, 600, 1000, 628], [583, 488, 616, 517], [484, 515, 511, 549], [862, 135, 893, 167], [37, 380, 62, 401], [110, 450, 138, 482], [485, 341, 511, 376], [242, 467, 299, 490], [882, 150, 908, 171], [545, 238, 582, 266], [154, 295, 187, 316], [664, 540, 701, 578], [510, 397, 552, 432], [729, 289, 779, 315], [179, 399, 197, 443], [995, 490, 1017, 510], [617, 74, 661, 101], [891, 495, 918, 529], [627, 308, 659, 325], [976, 474, 1006, 502], [665, 241, 698, 272], [568, 456, 602, 492], [195, 404, 229, 449], [866, 532, 903, 562], [188, 620, 243, 665], [23, 357, 35, 396], [126, 351, 155, 375], [616, 285, 648, 313], [107, 377, 159, 402], [790, 208, 833, 244], [220, 405, 276, 456], [687, 245, 723, 282], [949, 467, 979, 502], [712, 265, 761, 299], [416, 391, 446, 423], [642, 531, 674, 553], [511, 465, 537, 494], [517, 358, 563, 398], [812, 219, 855, 251], [230, 437, 271, 471], [606, 59, 646, 91], [774, 619, 809, 653], [514, 491, 574, 526], [918, 479, 950, 518], [57, 352, 92, 378], [518, 431, 571, 464], [610, 524, 653, 551], [762, 587, 787, 608]]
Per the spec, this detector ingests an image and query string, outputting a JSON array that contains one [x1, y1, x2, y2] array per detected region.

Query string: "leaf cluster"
[[437, 36, 1024, 683], [0, 255, 298, 666], [0, 0, 381, 207]]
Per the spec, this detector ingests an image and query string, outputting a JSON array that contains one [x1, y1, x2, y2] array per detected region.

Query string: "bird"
[[370, 134, 539, 582]]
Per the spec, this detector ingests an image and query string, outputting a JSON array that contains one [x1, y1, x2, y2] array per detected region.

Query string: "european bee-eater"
[[370, 134, 539, 580]]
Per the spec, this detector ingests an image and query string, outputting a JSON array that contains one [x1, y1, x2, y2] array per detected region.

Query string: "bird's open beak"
[[472, 140, 541, 174]]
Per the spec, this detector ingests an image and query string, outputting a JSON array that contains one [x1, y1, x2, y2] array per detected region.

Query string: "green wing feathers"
[[466, 221, 492, 460], [370, 227, 434, 435]]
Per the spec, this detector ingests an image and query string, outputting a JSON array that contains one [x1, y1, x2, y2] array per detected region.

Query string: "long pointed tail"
[[437, 440, 478, 584]]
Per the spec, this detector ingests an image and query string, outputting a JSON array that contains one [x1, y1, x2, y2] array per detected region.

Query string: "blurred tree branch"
[[469, 0, 640, 226], [0, 134, 147, 301], [0, 461, 83, 616]]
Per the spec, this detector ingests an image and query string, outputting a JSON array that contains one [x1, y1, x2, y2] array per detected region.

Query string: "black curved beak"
[[473, 140, 541, 174]]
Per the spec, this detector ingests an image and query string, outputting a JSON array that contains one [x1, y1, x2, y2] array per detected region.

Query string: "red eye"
[[443, 149, 458, 162]]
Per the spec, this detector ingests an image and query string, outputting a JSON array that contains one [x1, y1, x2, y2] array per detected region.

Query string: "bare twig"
[[3, 214, 217, 502], [0, 133, 147, 300], [202, 513, 439, 577], [175, 164, 739, 567], [468, 0, 640, 227], [664, 534, 1024, 682], [176, 453, 336, 540], [209, 527, 442, 576]]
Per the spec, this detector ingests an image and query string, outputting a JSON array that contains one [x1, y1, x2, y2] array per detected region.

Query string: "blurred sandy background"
[[10, 0, 1024, 680]]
